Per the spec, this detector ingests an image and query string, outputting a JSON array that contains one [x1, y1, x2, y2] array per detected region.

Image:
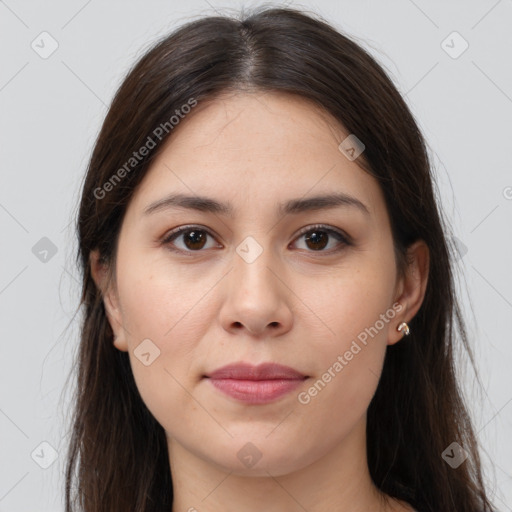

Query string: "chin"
[[200, 437, 315, 477]]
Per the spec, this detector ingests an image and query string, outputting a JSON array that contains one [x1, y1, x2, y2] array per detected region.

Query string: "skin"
[[91, 91, 429, 512]]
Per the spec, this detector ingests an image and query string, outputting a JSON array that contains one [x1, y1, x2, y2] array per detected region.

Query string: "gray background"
[[0, 0, 511, 510]]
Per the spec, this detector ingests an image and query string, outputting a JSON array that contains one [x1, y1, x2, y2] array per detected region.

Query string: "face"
[[94, 91, 420, 477]]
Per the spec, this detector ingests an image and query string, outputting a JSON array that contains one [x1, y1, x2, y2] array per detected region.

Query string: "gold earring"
[[397, 322, 410, 336]]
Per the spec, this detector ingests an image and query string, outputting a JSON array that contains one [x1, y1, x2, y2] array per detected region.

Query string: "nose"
[[218, 243, 293, 338]]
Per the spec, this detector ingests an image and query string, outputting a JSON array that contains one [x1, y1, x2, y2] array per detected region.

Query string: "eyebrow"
[[143, 192, 370, 217]]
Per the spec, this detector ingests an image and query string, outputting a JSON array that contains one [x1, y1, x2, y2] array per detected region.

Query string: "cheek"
[[116, 247, 216, 340], [293, 251, 396, 422], [300, 249, 397, 348], [114, 252, 216, 426]]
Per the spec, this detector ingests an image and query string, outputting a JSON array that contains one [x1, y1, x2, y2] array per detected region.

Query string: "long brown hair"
[[65, 6, 496, 511]]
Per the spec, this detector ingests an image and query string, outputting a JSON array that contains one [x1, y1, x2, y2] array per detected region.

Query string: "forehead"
[[127, 91, 385, 220], [168, 90, 349, 159]]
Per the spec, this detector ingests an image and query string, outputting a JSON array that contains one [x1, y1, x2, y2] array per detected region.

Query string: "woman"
[[65, 6, 495, 512]]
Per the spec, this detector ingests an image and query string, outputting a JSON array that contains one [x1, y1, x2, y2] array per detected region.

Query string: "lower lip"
[[206, 378, 305, 404]]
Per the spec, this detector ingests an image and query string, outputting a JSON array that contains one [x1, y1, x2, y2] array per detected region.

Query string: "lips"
[[205, 362, 306, 380], [204, 362, 308, 404]]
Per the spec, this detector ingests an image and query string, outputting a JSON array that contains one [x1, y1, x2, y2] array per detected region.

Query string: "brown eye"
[[181, 229, 207, 250], [163, 226, 218, 253], [304, 230, 329, 250], [293, 225, 350, 253], [162, 224, 351, 256]]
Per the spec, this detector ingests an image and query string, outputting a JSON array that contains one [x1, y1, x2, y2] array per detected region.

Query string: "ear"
[[89, 249, 128, 352], [388, 240, 429, 346]]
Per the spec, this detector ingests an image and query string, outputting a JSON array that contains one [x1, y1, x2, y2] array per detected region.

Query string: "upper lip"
[[205, 362, 307, 380]]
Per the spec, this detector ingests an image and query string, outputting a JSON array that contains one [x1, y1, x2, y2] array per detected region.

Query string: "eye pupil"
[[184, 230, 207, 250], [305, 230, 329, 250]]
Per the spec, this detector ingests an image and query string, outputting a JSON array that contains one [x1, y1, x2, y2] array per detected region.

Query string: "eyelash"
[[161, 224, 352, 256]]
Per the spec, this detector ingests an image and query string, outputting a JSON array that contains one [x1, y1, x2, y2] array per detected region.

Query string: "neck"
[[167, 415, 406, 512]]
